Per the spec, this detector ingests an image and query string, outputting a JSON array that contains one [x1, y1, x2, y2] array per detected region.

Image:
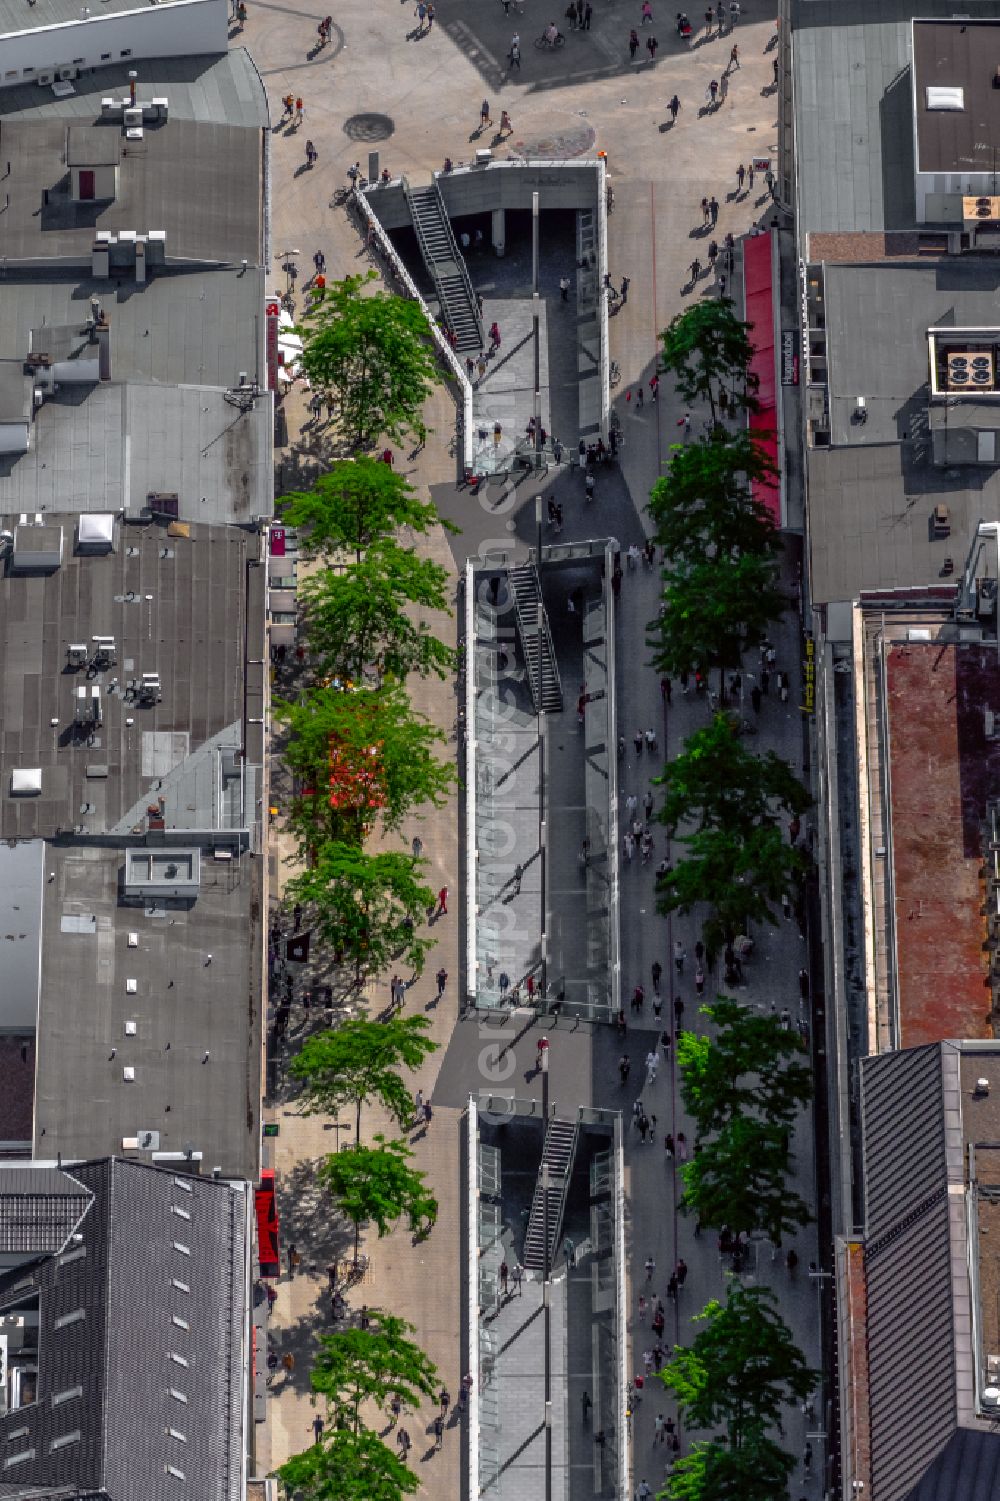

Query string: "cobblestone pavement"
[[244, 0, 806, 1493]]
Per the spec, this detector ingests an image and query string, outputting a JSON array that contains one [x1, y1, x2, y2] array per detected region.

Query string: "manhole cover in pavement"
[[509, 117, 596, 159], [343, 113, 395, 142]]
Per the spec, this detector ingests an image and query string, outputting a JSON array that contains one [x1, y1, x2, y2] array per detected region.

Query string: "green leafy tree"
[[660, 299, 759, 424], [648, 552, 786, 691], [298, 273, 446, 449], [288, 1014, 437, 1139], [647, 430, 779, 566], [276, 684, 453, 850], [283, 843, 434, 988], [277, 1428, 418, 1501], [656, 714, 809, 838], [299, 543, 455, 685], [679, 1117, 811, 1241], [320, 1135, 438, 1260], [677, 999, 812, 1139], [656, 823, 810, 959], [310, 1313, 438, 1433], [661, 1282, 816, 1440], [663, 1433, 795, 1501], [278, 457, 450, 564]]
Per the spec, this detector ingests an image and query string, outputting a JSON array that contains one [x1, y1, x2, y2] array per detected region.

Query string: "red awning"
[[255, 1170, 281, 1278], [742, 232, 781, 526]]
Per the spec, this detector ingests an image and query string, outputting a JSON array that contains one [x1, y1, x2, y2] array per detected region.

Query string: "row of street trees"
[[274, 276, 453, 1501], [647, 300, 816, 1501], [656, 1001, 815, 1501], [649, 299, 810, 956]]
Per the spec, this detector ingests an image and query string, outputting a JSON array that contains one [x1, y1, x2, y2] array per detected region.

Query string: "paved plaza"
[[250, 3, 819, 1497]]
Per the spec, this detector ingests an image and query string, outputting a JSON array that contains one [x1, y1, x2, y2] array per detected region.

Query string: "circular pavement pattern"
[[508, 115, 596, 159], [343, 112, 396, 142]]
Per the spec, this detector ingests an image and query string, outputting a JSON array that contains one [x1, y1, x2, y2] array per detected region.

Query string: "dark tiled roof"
[[0, 1158, 246, 1501], [0, 1167, 92, 1255], [862, 1044, 948, 1238]]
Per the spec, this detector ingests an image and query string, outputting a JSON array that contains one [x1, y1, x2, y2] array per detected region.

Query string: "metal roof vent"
[[926, 85, 965, 110], [975, 1077, 991, 1097], [10, 768, 41, 796]]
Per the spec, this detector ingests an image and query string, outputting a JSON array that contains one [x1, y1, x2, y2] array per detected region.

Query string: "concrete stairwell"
[[508, 565, 563, 714], [522, 1117, 579, 1272], [403, 180, 485, 352]]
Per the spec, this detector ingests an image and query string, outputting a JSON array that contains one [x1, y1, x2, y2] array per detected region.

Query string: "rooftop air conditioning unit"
[[947, 350, 995, 390], [57, 67, 77, 81], [36, 71, 54, 87]]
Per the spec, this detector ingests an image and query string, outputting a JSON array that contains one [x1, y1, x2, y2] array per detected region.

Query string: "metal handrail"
[[402, 177, 486, 348]]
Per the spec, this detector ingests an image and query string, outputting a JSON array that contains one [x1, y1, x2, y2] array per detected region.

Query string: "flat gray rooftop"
[[0, 839, 43, 1032], [0, 268, 266, 388], [0, 382, 271, 525], [913, 18, 1000, 176], [0, 517, 254, 840], [808, 258, 1000, 603], [0, 0, 162, 36], [0, 50, 269, 130], [35, 842, 261, 1178], [0, 115, 263, 267], [791, 0, 1000, 237]]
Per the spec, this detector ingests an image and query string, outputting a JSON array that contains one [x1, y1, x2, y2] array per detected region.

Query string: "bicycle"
[[535, 29, 565, 46]]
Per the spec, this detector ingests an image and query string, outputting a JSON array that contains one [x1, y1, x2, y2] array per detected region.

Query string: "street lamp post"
[[540, 1038, 552, 1501]]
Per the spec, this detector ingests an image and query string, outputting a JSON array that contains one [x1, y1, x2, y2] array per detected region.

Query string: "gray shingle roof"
[[0, 1158, 246, 1501]]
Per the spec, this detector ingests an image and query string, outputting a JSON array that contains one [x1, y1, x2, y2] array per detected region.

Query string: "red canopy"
[[742, 232, 781, 526], [255, 1170, 281, 1279]]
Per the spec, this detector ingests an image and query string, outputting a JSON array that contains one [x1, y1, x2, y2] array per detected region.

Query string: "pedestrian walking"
[[747, 162, 755, 190], [719, 72, 728, 101], [433, 1414, 444, 1448], [313, 1414, 324, 1443], [728, 41, 739, 68], [436, 966, 447, 997], [643, 790, 654, 821], [708, 77, 719, 104], [641, 0, 653, 18], [651, 959, 662, 993], [480, 98, 492, 129], [736, 162, 746, 191], [667, 1272, 679, 1301], [668, 92, 680, 121], [695, 964, 705, 996], [508, 35, 521, 66], [500, 109, 513, 136], [676, 1257, 688, 1285], [584, 1, 592, 25], [287, 1243, 299, 1277], [620, 275, 631, 303], [689, 257, 701, 285], [629, 26, 639, 55], [646, 1049, 659, 1082], [751, 685, 762, 714], [676, 1131, 688, 1160], [674, 996, 685, 1026], [644, 1255, 656, 1281], [440, 1387, 452, 1416], [500, 1259, 509, 1295], [513, 1261, 524, 1294], [703, 4, 712, 33], [701, 195, 711, 224], [664, 1132, 674, 1158], [437, 885, 448, 915], [661, 1028, 672, 1060], [623, 831, 635, 863], [673, 939, 685, 973], [646, 33, 658, 56]]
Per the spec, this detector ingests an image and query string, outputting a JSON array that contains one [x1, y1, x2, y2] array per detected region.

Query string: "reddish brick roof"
[[886, 642, 994, 1046]]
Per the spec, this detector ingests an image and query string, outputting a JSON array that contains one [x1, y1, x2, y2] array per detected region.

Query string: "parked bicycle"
[[535, 27, 565, 46]]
